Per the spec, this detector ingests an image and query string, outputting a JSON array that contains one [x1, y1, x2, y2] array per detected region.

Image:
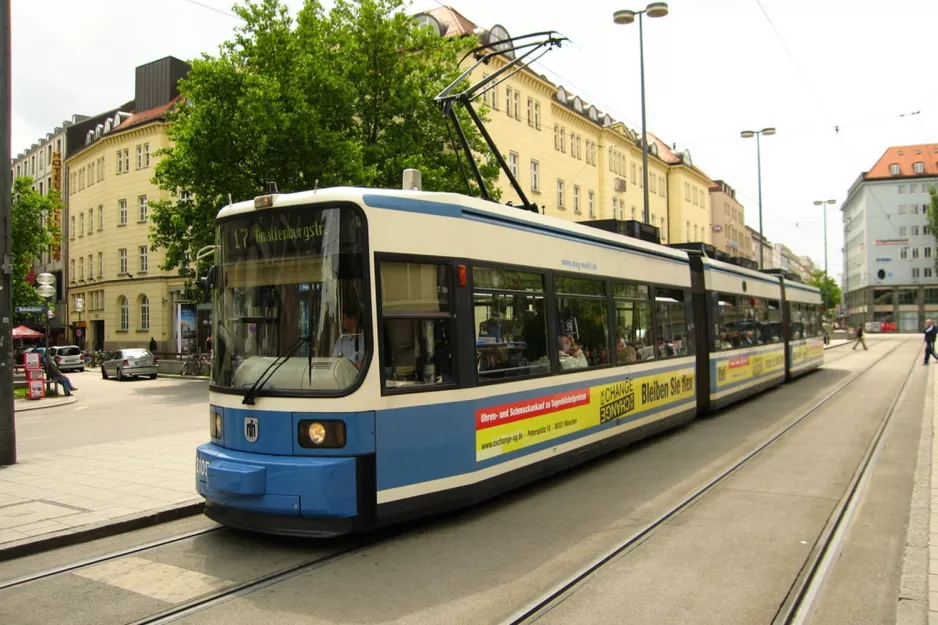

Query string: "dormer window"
[[898, 150, 904, 156], [889, 163, 901, 175], [588, 105, 598, 120], [572, 96, 583, 113], [913, 162, 925, 174], [556, 87, 568, 104]]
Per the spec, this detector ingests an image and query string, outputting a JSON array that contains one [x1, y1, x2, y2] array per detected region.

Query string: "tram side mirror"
[[200, 266, 217, 302]]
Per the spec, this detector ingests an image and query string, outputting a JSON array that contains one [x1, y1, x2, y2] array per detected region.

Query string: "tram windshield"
[[211, 204, 368, 395]]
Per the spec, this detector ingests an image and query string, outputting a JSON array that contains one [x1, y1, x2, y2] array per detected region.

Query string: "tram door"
[[687, 255, 710, 414]]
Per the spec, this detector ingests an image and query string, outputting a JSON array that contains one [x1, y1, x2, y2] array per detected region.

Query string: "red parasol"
[[12, 325, 44, 339]]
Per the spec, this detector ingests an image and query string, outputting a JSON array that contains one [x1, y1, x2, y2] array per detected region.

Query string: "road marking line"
[[74, 406, 88, 411], [74, 556, 233, 603]]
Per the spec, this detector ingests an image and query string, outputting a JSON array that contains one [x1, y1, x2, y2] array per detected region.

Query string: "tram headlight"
[[307, 422, 327, 445], [210, 408, 223, 439], [298, 420, 346, 448]]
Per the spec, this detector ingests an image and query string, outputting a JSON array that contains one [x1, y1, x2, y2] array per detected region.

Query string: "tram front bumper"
[[196, 443, 359, 522]]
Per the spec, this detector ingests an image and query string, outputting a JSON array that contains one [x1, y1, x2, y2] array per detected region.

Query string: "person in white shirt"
[[333, 308, 363, 368]]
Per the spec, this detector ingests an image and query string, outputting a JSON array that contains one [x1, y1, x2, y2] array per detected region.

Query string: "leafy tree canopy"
[[927, 183, 938, 271], [808, 270, 842, 312], [150, 0, 499, 284], [11, 177, 61, 323]]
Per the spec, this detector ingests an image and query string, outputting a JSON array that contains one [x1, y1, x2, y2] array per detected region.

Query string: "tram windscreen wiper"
[[242, 335, 311, 406]]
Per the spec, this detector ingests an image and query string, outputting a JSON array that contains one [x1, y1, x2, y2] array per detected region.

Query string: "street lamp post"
[[35, 274, 56, 351], [740, 127, 776, 269], [813, 199, 837, 277], [614, 2, 668, 226]]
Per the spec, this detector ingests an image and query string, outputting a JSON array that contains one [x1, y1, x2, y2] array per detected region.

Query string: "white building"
[[841, 144, 938, 332]]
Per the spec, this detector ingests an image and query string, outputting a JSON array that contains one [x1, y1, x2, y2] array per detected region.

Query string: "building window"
[[88, 254, 93, 278], [136, 145, 143, 169], [632, 163, 638, 185], [911, 184, 918, 193], [530, 160, 539, 192], [79, 257, 84, 281], [533, 101, 540, 130], [70, 215, 75, 239], [900, 225, 907, 236], [140, 295, 150, 330], [97, 252, 103, 277], [119, 199, 127, 225], [913, 268, 921, 278], [898, 185, 906, 194], [612, 197, 618, 215], [98, 204, 103, 230], [560, 128, 566, 153], [70, 259, 75, 283], [914, 162, 925, 174], [890, 163, 900, 175], [557, 179, 565, 209], [660, 176, 666, 198], [527, 98, 534, 127], [900, 248, 908, 260], [508, 151, 519, 179], [119, 296, 129, 331], [913, 247, 920, 259], [650, 175, 657, 194], [140, 246, 148, 272], [123, 149, 130, 173], [119, 248, 128, 274], [899, 205, 907, 215], [631, 206, 636, 220], [588, 190, 595, 218], [513, 90, 520, 121], [505, 86, 512, 117], [117, 150, 123, 174], [927, 268, 934, 278], [88, 208, 93, 234], [573, 185, 581, 213], [926, 247, 932, 259], [926, 225, 931, 236], [138, 195, 148, 221], [554, 125, 560, 150], [912, 225, 920, 235]]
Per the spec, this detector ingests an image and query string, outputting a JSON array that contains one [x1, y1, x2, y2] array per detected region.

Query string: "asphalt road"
[[1, 341, 918, 625], [14, 369, 208, 454]]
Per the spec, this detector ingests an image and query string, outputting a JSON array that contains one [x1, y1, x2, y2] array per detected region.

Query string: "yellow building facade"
[[65, 115, 185, 353]]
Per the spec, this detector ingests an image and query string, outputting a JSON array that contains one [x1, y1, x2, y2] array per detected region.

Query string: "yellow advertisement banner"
[[791, 339, 824, 368], [475, 367, 695, 461], [714, 348, 785, 389]]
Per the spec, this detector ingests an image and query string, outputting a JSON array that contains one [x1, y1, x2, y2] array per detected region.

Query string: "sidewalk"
[[0, 430, 204, 554], [13, 394, 77, 413]]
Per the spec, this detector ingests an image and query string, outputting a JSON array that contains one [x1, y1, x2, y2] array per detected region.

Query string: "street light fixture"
[[740, 127, 776, 269], [35, 273, 55, 351], [614, 2, 669, 227], [813, 199, 837, 277]]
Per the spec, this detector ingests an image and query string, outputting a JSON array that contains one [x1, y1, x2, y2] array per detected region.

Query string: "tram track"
[[0, 526, 224, 591], [497, 339, 911, 625]]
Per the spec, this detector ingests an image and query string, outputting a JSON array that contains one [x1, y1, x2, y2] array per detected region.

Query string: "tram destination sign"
[[222, 206, 360, 263]]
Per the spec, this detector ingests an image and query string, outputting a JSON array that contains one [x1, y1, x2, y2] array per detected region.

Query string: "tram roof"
[[217, 186, 691, 263]]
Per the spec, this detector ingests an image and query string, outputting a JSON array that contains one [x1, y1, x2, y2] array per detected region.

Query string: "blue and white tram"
[[195, 185, 822, 536]]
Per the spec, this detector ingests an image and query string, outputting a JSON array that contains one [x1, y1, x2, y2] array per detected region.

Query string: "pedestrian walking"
[[852, 324, 868, 351], [149, 337, 158, 353], [924, 320, 938, 364]]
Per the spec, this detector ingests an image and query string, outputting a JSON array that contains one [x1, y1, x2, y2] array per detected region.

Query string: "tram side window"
[[803, 304, 820, 337], [613, 281, 653, 364], [379, 261, 454, 391], [764, 300, 783, 343], [655, 288, 694, 358], [473, 267, 550, 381], [789, 303, 805, 340], [715, 294, 759, 349], [555, 275, 609, 371]]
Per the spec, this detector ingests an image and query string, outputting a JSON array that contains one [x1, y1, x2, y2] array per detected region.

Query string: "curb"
[[0, 500, 204, 562], [155, 374, 210, 380], [13, 395, 79, 413]]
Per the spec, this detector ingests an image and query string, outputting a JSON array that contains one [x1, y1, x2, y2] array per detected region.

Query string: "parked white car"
[[101, 349, 158, 380], [49, 345, 84, 372]]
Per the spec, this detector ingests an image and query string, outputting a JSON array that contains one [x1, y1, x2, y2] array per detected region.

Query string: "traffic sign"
[[15, 306, 44, 313]]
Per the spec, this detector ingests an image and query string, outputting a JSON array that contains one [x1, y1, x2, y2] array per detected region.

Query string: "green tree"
[[808, 270, 842, 312], [927, 183, 938, 272], [150, 0, 499, 286], [11, 178, 61, 322]]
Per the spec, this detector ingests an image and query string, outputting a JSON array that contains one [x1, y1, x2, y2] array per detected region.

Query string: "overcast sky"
[[12, 0, 938, 281]]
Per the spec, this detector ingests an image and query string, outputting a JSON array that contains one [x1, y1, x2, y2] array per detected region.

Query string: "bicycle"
[[181, 351, 208, 376]]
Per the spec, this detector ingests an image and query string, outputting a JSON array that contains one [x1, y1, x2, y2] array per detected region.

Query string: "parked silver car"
[[101, 348, 158, 380], [49, 345, 84, 372]]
